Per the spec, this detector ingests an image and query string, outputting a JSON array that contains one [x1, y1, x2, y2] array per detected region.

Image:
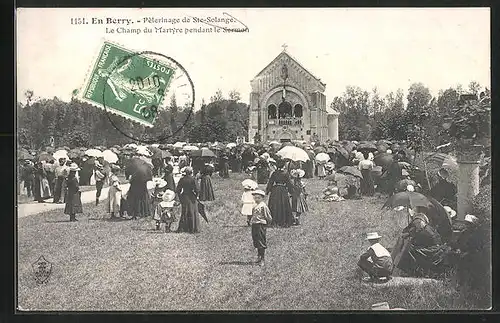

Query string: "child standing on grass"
[[241, 179, 258, 226], [290, 169, 308, 226], [250, 190, 272, 266]]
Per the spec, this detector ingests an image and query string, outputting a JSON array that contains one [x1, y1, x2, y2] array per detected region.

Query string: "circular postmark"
[[100, 50, 195, 144]]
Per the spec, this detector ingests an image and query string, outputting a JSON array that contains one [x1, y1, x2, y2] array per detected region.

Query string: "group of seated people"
[[357, 203, 478, 283]]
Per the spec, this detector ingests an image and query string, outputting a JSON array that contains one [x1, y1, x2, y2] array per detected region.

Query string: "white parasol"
[[150, 144, 160, 148], [183, 145, 199, 151], [315, 152, 330, 163], [226, 143, 237, 148], [136, 145, 152, 156], [84, 148, 103, 158], [102, 150, 119, 163], [277, 146, 310, 162], [173, 142, 186, 148], [53, 149, 69, 160]]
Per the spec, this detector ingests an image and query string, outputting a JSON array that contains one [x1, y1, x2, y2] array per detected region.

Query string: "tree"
[[210, 89, 224, 102], [468, 81, 481, 96], [228, 90, 241, 102]]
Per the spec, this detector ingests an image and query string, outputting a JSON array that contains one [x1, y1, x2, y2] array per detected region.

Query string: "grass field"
[[17, 174, 470, 311]]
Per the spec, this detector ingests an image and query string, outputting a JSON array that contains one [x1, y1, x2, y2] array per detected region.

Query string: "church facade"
[[248, 49, 339, 143]]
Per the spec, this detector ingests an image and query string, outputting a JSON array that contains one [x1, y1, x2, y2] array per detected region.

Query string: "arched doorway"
[[278, 101, 293, 119], [267, 104, 277, 119], [293, 104, 303, 118]]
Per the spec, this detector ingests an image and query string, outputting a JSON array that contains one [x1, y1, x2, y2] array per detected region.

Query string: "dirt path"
[[17, 184, 131, 219]]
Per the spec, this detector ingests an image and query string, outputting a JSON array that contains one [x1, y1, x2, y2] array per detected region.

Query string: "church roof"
[[253, 51, 326, 87]]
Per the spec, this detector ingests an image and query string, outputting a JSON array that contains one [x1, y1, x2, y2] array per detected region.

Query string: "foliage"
[[447, 94, 491, 143], [17, 90, 249, 148]]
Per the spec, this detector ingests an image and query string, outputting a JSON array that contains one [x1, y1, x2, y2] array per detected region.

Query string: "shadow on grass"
[[222, 225, 248, 228], [219, 260, 256, 266], [45, 219, 73, 223], [88, 217, 132, 222]]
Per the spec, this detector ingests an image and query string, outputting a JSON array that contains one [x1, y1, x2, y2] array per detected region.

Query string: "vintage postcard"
[[16, 8, 491, 311]]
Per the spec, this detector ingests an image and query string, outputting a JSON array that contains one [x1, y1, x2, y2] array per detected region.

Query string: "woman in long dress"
[[266, 160, 294, 227], [127, 169, 151, 220], [199, 164, 215, 201], [256, 157, 270, 184], [64, 164, 83, 222], [176, 167, 200, 233], [163, 163, 176, 191], [358, 151, 375, 196], [33, 161, 51, 203]]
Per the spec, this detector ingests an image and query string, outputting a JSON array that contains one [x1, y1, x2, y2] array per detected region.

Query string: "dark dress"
[[385, 160, 402, 194], [430, 179, 457, 210], [176, 175, 200, 233], [256, 159, 270, 184], [163, 166, 176, 191], [127, 174, 151, 218], [64, 175, 83, 215], [266, 169, 294, 227], [396, 221, 449, 277], [219, 156, 230, 178], [291, 178, 308, 213], [33, 166, 50, 202], [360, 169, 375, 196], [199, 166, 215, 201]]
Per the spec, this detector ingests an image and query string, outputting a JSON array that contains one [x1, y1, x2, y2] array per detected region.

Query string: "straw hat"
[[261, 152, 270, 159], [386, 149, 392, 154], [153, 177, 167, 188], [69, 163, 80, 172], [242, 179, 258, 190], [366, 232, 382, 240], [443, 206, 457, 218], [401, 169, 410, 177], [159, 189, 176, 208], [406, 184, 415, 192], [95, 161, 103, 169], [251, 189, 266, 197], [465, 214, 478, 224]]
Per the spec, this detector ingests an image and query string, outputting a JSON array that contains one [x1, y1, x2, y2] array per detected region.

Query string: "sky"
[[16, 8, 490, 108]]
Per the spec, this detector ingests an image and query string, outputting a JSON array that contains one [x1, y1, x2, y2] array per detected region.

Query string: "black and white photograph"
[[16, 8, 491, 311]]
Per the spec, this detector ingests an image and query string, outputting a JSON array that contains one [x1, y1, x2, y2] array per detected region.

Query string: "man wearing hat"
[[358, 232, 393, 283], [94, 161, 106, 205], [64, 164, 83, 222], [53, 158, 68, 204], [430, 168, 457, 209]]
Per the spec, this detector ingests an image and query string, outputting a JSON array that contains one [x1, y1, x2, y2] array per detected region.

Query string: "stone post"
[[456, 143, 483, 220], [327, 110, 339, 141]]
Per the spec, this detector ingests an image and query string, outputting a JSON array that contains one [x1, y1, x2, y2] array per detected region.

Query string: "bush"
[[455, 183, 491, 309]]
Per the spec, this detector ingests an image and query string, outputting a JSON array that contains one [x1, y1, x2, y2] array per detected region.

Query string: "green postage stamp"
[[80, 41, 176, 127]]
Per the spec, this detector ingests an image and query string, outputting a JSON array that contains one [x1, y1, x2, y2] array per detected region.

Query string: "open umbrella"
[[53, 149, 69, 160], [373, 152, 393, 169], [314, 146, 326, 154], [150, 144, 160, 148], [191, 148, 215, 158], [226, 143, 237, 149], [357, 142, 378, 151], [161, 150, 172, 158], [338, 166, 362, 178], [398, 161, 412, 169], [136, 145, 152, 156], [85, 148, 103, 158], [125, 157, 153, 182], [277, 146, 309, 162], [315, 152, 330, 163], [183, 145, 199, 151], [102, 150, 119, 163], [382, 191, 434, 210], [328, 146, 349, 159], [148, 146, 164, 160]]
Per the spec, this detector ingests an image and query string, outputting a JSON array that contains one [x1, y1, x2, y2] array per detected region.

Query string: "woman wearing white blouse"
[[358, 152, 375, 196]]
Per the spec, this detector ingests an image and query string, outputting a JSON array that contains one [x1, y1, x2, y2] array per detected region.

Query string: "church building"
[[248, 47, 339, 143]]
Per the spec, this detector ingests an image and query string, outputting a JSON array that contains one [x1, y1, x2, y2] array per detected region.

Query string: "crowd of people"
[[18, 139, 479, 276]]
